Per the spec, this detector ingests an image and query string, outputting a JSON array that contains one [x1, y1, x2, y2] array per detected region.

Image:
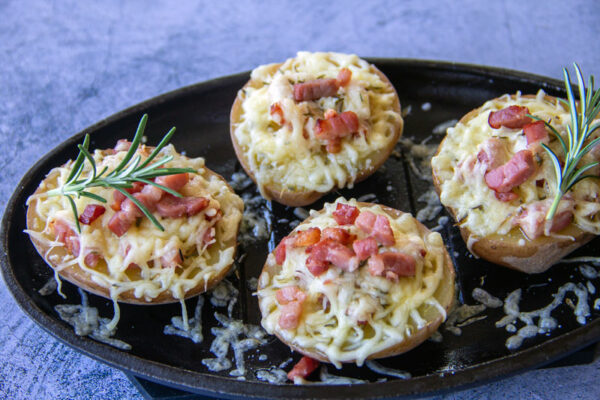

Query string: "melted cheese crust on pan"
[[26, 144, 243, 304], [232, 51, 403, 197], [257, 198, 451, 367], [432, 90, 600, 239]]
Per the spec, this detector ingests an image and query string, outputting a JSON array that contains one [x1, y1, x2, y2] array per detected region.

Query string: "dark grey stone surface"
[[1, 0, 599, 398]]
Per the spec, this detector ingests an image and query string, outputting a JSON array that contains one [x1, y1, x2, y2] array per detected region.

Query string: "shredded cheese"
[[257, 198, 449, 367], [25, 144, 243, 304], [431, 90, 600, 239], [232, 51, 402, 198]]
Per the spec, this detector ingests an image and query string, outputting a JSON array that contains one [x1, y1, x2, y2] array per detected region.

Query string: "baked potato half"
[[431, 91, 599, 273], [26, 139, 243, 304], [257, 198, 455, 367], [230, 51, 403, 207]]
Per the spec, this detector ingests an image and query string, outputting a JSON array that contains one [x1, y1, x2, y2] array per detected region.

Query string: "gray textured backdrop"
[[1, 0, 600, 399]]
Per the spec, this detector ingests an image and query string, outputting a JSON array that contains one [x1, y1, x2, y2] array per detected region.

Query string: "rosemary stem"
[[546, 190, 562, 221]]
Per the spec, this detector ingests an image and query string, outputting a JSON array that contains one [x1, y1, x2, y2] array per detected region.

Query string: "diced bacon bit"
[[287, 356, 320, 381], [78, 204, 106, 225], [278, 301, 303, 330], [325, 139, 342, 153], [314, 111, 360, 153], [155, 194, 210, 218], [160, 246, 182, 268], [51, 219, 80, 256], [293, 78, 339, 102], [488, 105, 531, 129], [524, 121, 549, 146], [270, 102, 285, 125], [292, 68, 351, 103], [372, 214, 395, 246], [114, 139, 132, 152], [306, 239, 359, 272], [84, 251, 101, 267], [367, 252, 416, 281], [132, 184, 164, 212], [336, 68, 352, 86], [494, 190, 519, 202], [321, 227, 356, 245], [306, 253, 330, 276], [355, 211, 395, 246], [353, 236, 378, 261], [155, 173, 189, 192], [203, 227, 216, 246], [107, 208, 136, 237], [485, 150, 536, 193], [355, 210, 376, 234], [274, 236, 291, 265], [332, 203, 360, 225], [476, 138, 507, 171], [324, 109, 337, 119], [516, 199, 574, 239], [111, 182, 144, 211], [276, 286, 307, 305], [293, 227, 321, 247]]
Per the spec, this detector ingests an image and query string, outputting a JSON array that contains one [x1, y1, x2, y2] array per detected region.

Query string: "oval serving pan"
[[1, 59, 599, 399]]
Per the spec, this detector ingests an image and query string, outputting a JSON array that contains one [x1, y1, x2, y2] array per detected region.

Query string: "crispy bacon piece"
[[292, 68, 351, 103], [293, 78, 338, 102], [274, 237, 291, 265], [84, 251, 101, 267], [155, 173, 189, 192], [367, 252, 416, 281], [293, 227, 322, 247], [314, 111, 359, 141], [305, 253, 330, 276], [321, 227, 355, 245], [336, 68, 352, 86], [287, 356, 320, 381], [107, 209, 135, 237], [476, 138, 507, 171], [524, 121, 549, 146], [494, 190, 519, 202], [78, 204, 106, 225], [155, 194, 209, 218], [488, 105, 531, 129], [51, 219, 80, 256], [111, 182, 144, 211], [276, 286, 307, 305], [332, 203, 360, 225], [485, 150, 536, 193], [353, 236, 378, 261], [355, 211, 395, 246], [306, 239, 359, 272], [270, 102, 285, 125], [203, 227, 216, 246], [279, 301, 303, 330], [516, 199, 574, 239]]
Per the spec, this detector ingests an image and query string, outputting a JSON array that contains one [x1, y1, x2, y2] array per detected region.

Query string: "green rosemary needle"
[[533, 64, 600, 221], [46, 114, 195, 233]]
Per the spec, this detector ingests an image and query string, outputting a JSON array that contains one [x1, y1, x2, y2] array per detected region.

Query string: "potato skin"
[[258, 202, 455, 364], [26, 151, 243, 305], [432, 94, 595, 274], [230, 62, 403, 207]]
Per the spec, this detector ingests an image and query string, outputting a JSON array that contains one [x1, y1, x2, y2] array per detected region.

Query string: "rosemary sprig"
[[534, 64, 600, 220], [46, 114, 195, 232]]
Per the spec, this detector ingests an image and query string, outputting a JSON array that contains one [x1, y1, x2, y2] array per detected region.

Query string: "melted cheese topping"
[[26, 144, 243, 304], [257, 198, 449, 367], [431, 90, 600, 238], [232, 51, 402, 197]]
